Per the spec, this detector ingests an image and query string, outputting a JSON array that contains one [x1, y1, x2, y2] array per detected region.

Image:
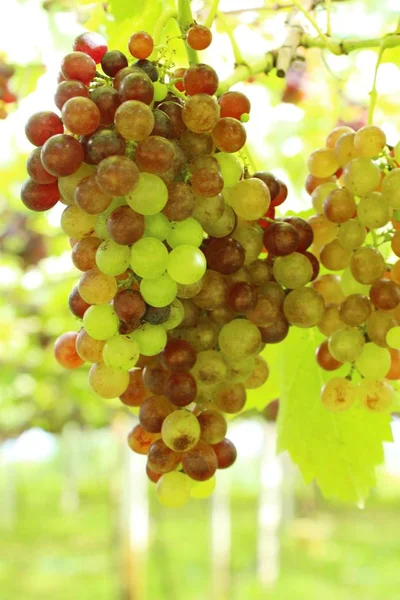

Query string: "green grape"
[[102, 335, 140, 371], [83, 304, 119, 340], [357, 191, 390, 229], [144, 213, 171, 241], [218, 319, 261, 359], [340, 268, 371, 296], [192, 350, 228, 386], [244, 355, 269, 389], [95, 197, 126, 240], [342, 157, 381, 196], [387, 326, 400, 349], [153, 81, 168, 102], [283, 287, 325, 328], [225, 355, 254, 383], [163, 299, 184, 330], [157, 471, 191, 508], [130, 323, 167, 355], [190, 476, 216, 499], [58, 163, 95, 204], [140, 272, 177, 307], [273, 253, 313, 289], [161, 409, 201, 452], [215, 153, 243, 188], [307, 147, 339, 178], [354, 125, 386, 158], [350, 247, 385, 285], [311, 182, 337, 214], [96, 239, 130, 276], [126, 173, 168, 215], [167, 245, 207, 285], [61, 205, 97, 239], [382, 168, 400, 209], [89, 362, 130, 398], [355, 342, 391, 379], [328, 327, 365, 363], [166, 218, 203, 248], [230, 178, 270, 220], [130, 237, 168, 278], [359, 379, 394, 412], [321, 377, 358, 412], [337, 219, 366, 250]]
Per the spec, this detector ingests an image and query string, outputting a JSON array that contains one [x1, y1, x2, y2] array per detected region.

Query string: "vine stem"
[[205, 0, 220, 29], [290, 0, 335, 52], [177, 0, 199, 65], [367, 39, 386, 125], [153, 8, 178, 45], [325, 0, 332, 37], [218, 33, 400, 93], [217, 11, 245, 66]]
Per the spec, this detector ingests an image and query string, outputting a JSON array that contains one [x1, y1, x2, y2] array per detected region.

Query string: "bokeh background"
[[1, 0, 400, 598]]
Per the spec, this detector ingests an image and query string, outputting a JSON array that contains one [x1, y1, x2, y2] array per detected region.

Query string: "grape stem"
[[218, 32, 400, 93], [290, 0, 336, 53], [325, 0, 332, 36], [216, 11, 246, 67], [153, 8, 178, 46], [205, 0, 220, 29], [367, 38, 387, 126], [177, 0, 199, 65]]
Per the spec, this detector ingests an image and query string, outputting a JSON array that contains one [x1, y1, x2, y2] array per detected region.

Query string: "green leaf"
[[108, 0, 146, 22], [276, 327, 393, 504]]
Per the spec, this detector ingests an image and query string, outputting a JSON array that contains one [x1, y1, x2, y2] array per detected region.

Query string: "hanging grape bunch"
[[20, 26, 298, 508], [305, 126, 400, 413], [0, 56, 17, 119]]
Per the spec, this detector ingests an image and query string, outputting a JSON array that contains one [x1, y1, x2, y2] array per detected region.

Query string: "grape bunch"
[[304, 125, 400, 412], [0, 56, 17, 119], [20, 26, 286, 508]]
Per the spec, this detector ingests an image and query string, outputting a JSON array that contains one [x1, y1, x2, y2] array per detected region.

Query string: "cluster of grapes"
[[304, 125, 400, 412], [0, 56, 17, 119], [19, 26, 289, 508]]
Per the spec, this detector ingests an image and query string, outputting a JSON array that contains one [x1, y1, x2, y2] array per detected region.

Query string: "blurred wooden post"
[[0, 441, 17, 530], [211, 470, 231, 600], [118, 416, 149, 600], [256, 422, 282, 588], [60, 421, 81, 512]]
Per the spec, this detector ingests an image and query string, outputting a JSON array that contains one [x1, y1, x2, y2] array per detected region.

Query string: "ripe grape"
[[323, 188, 356, 223], [342, 157, 381, 196], [273, 253, 313, 289], [369, 279, 400, 310], [128, 31, 154, 60], [68, 286, 91, 318], [147, 439, 181, 473], [337, 219, 366, 250], [101, 50, 128, 77], [197, 409, 227, 445], [307, 148, 339, 178], [161, 409, 201, 452], [157, 471, 191, 507], [21, 179, 59, 212], [184, 63, 218, 96], [142, 362, 168, 395], [328, 327, 365, 363], [366, 311, 396, 347], [72, 236, 101, 271], [218, 319, 261, 359], [119, 71, 154, 105], [243, 355, 270, 389], [165, 372, 197, 406], [354, 125, 386, 158], [186, 24, 212, 50], [182, 440, 217, 481], [326, 126, 354, 148], [119, 369, 150, 406], [83, 304, 119, 340], [54, 331, 84, 369], [191, 350, 228, 385], [359, 379, 394, 412], [334, 132, 359, 166], [357, 191, 390, 229], [283, 287, 324, 328], [161, 339, 197, 372], [355, 342, 391, 379], [203, 237, 245, 275], [25, 111, 63, 146], [218, 91, 250, 121], [85, 128, 126, 164], [139, 396, 174, 433], [89, 362, 129, 398], [230, 178, 270, 220], [182, 94, 220, 133], [107, 205, 145, 245], [212, 439, 237, 469], [263, 221, 299, 256], [318, 304, 345, 336], [311, 274, 345, 304], [350, 247, 385, 284], [61, 51, 96, 85], [321, 377, 357, 412], [130, 323, 167, 356], [316, 340, 342, 371], [114, 100, 155, 141], [127, 425, 159, 455], [41, 134, 84, 177], [320, 239, 352, 271]]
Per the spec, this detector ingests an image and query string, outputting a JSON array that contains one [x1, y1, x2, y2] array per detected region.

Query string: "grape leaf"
[[276, 327, 393, 503], [108, 0, 146, 22]]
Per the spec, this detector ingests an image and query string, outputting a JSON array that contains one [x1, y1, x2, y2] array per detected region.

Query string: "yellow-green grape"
[[83, 304, 119, 340], [230, 178, 270, 220], [161, 410, 201, 452], [61, 205, 97, 239], [58, 163, 95, 204], [386, 326, 400, 349], [157, 471, 192, 507], [177, 279, 204, 299], [354, 125, 386, 158], [328, 327, 365, 363], [307, 214, 338, 250], [218, 319, 261, 359], [334, 132, 360, 167], [357, 191, 390, 229], [144, 213, 171, 241], [273, 253, 313, 289], [382, 168, 400, 209], [355, 342, 391, 379], [243, 355, 269, 389], [225, 356, 254, 384], [283, 287, 325, 328], [366, 311, 396, 348], [307, 147, 339, 178], [350, 247, 385, 284], [320, 239, 352, 271], [231, 225, 263, 265], [394, 142, 400, 164], [215, 153, 243, 188], [153, 81, 168, 102], [163, 299, 184, 330], [359, 379, 394, 412], [321, 377, 358, 412], [126, 173, 168, 215], [190, 476, 216, 500], [166, 218, 203, 248], [89, 362, 129, 398], [342, 157, 381, 196], [130, 323, 167, 356], [167, 245, 207, 285], [130, 237, 168, 278], [192, 193, 224, 225], [203, 204, 236, 238], [95, 239, 130, 276], [95, 197, 126, 240], [78, 268, 117, 304], [191, 350, 228, 386], [102, 335, 140, 371], [326, 126, 354, 149], [140, 272, 177, 307], [318, 304, 346, 337], [337, 219, 367, 250], [340, 268, 371, 296], [311, 182, 338, 214]]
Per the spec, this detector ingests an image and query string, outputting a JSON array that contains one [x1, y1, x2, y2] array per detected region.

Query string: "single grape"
[[140, 272, 178, 307], [130, 323, 167, 356], [156, 471, 191, 508], [321, 377, 357, 412], [359, 379, 394, 412], [161, 409, 201, 452], [102, 334, 140, 371], [147, 439, 181, 473], [83, 304, 119, 340], [315, 340, 343, 371], [89, 362, 129, 398], [54, 331, 84, 369], [127, 424, 160, 455], [186, 24, 212, 50], [273, 253, 313, 289], [355, 342, 391, 379], [283, 287, 325, 328], [212, 438, 237, 469], [342, 157, 381, 196], [218, 319, 261, 359], [328, 327, 365, 363]]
